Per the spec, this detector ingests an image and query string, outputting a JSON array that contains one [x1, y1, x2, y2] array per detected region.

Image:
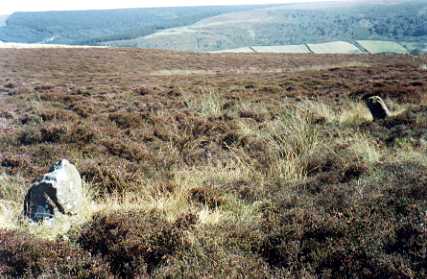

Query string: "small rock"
[[23, 159, 84, 222], [365, 96, 390, 120]]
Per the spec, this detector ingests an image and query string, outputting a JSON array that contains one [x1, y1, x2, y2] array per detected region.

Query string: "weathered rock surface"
[[24, 159, 83, 222], [365, 96, 391, 120]]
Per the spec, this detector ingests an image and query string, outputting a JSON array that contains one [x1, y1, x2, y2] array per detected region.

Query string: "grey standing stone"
[[365, 96, 390, 120], [24, 159, 83, 222]]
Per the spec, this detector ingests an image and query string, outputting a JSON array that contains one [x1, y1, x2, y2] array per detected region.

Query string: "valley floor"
[[0, 49, 427, 278]]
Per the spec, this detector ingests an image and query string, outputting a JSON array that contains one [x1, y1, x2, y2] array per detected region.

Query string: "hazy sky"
[[0, 0, 351, 14]]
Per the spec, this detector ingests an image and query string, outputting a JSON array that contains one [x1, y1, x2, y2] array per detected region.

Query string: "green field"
[[211, 40, 415, 55], [252, 45, 310, 53], [308, 41, 363, 54], [357, 40, 409, 54]]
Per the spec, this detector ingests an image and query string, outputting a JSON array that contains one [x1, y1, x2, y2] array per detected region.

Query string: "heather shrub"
[[257, 161, 427, 278], [154, 221, 270, 279], [362, 106, 427, 146], [188, 187, 225, 209], [18, 126, 43, 145], [0, 230, 112, 278], [40, 124, 70, 143], [109, 112, 145, 129], [102, 139, 150, 162], [18, 124, 70, 145], [79, 159, 145, 196], [77, 210, 197, 278]]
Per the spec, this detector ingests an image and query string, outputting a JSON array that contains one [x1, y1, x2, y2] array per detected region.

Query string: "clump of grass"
[[200, 91, 224, 117], [88, 155, 263, 235], [300, 100, 337, 123], [0, 174, 27, 230], [348, 134, 382, 164], [184, 88, 224, 118], [0, 173, 26, 202], [338, 101, 373, 125], [385, 144, 427, 167], [301, 99, 373, 125], [266, 106, 324, 183]]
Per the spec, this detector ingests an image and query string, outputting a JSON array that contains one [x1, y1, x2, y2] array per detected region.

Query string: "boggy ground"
[[0, 49, 426, 278]]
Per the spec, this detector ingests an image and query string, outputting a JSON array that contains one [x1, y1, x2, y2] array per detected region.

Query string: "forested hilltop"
[[0, 0, 426, 52], [106, 0, 427, 52], [0, 5, 266, 44]]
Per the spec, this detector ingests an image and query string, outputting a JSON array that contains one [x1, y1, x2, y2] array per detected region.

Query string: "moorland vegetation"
[[0, 49, 426, 278]]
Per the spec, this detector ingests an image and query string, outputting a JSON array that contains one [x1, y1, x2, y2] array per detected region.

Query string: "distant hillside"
[[104, 0, 427, 52], [0, 5, 267, 44]]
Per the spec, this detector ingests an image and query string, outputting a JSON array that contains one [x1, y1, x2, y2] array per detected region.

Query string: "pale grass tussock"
[[0, 159, 262, 239], [184, 87, 224, 118], [338, 102, 373, 125], [95, 159, 262, 225], [386, 144, 427, 166], [301, 99, 373, 125], [198, 207, 229, 225], [174, 156, 259, 188], [237, 120, 259, 138], [266, 107, 323, 182], [0, 174, 27, 231], [348, 135, 382, 164], [385, 97, 410, 116], [236, 99, 271, 116], [302, 98, 411, 126]]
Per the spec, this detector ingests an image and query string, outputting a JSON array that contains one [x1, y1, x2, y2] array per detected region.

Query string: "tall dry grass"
[[0, 98, 419, 241]]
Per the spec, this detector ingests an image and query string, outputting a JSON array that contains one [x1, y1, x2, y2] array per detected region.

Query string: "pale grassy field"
[[307, 41, 363, 54], [208, 40, 416, 55], [210, 47, 255, 53], [252, 45, 310, 53], [357, 40, 409, 54]]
